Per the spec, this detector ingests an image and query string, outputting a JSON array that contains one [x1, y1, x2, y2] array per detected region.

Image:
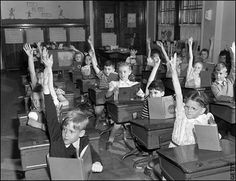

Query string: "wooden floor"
[[0, 70, 154, 180]]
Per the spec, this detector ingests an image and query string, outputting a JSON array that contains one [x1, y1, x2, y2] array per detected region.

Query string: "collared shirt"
[[97, 71, 119, 89], [211, 78, 234, 99]]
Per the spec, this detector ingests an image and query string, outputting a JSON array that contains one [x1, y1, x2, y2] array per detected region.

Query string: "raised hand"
[[23, 43, 33, 57], [130, 49, 137, 57], [188, 37, 193, 47], [36, 42, 42, 54], [169, 53, 177, 72], [156, 41, 164, 48], [70, 45, 76, 51], [42, 47, 53, 68], [88, 35, 92, 45], [146, 38, 151, 46], [230, 42, 235, 55]]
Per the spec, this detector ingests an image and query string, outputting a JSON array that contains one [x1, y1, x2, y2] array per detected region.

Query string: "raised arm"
[[169, 53, 184, 111], [228, 41, 235, 82], [156, 40, 170, 62], [186, 37, 194, 78], [41, 47, 59, 107], [146, 38, 151, 59], [88, 36, 100, 74], [23, 43, 37, 89], [145, 55, 161, 95], [208, 37, 214, 60]]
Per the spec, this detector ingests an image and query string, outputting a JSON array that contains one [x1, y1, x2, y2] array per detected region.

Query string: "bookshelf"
[[179, 0, 203, 25], [157, 1, 203, 45]]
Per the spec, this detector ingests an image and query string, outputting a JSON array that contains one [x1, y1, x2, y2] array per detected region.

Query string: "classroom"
[[1, 1, 235, 180]]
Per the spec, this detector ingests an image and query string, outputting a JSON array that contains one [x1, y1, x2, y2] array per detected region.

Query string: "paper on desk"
[[101, 32, 117, 46], [5, 28, 23, 44]]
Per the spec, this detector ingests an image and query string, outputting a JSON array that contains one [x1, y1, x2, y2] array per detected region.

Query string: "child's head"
[[84, 54, 92, 65], [61, 109, 89, 145], [74, 52, 84, 63], [200, 48, 209, 60], [148, 79, 165, 98], [31, 84, 44, 112], [151, 49, 160, 59], [193, 61, 203, 74], [118, 62, 132, 81], [184, 90, 209, 119], [214, 62, 228, 82], [103, 60, 115, 76], [219, 49, 231, 64]]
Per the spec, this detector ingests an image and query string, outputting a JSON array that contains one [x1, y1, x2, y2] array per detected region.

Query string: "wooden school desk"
[[18, 125, 50, 180], [210, 101, 235, 137], [88, 87, 109, 106], [106, 100, 143, 124], [76, 78, 97, 93], [18, 125, 101, 180], [156, 139, 235, 180], [126, 118, 175, 168]]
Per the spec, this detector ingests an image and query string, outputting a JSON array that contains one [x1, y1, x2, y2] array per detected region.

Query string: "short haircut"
[[104, 60, 115, 68], [151, 49, 160, 56], [215, 62, 227, 72], [118, 62, 131, 70], [200, 48, 209, 55], [74, 51, 84, 61], [185, 90, 209, 113], [62, 109, 89, 131], [148, 79, 165, 92], [194, 61, 203, 67]]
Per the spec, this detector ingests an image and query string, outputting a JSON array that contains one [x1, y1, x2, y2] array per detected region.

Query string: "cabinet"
[[157, 1, 203, 43]]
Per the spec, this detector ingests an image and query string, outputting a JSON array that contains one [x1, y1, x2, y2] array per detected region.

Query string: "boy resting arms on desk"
[[41, 49, 103, 173], [211, 42, 235, 103]]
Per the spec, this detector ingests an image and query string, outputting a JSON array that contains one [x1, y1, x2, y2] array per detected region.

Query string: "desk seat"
[[156, 139, 235, 180], [106, 100, 143, 124], [130, 118, 175, 150], [88, 87, 109, 105], [210, 101, 235, 124]]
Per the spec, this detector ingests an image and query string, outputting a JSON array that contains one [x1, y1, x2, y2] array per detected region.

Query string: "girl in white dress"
[[168, 53, 217, 147]]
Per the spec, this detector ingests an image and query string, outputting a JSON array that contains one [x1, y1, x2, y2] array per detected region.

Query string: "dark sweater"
[[44, 94, 101, 163]]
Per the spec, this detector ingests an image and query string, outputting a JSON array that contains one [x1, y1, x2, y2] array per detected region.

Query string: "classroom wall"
[[201, 1, 235, 63], [1, 1, 84, 19], [146, 1, 156, 41], [221, 1, 235, 50]]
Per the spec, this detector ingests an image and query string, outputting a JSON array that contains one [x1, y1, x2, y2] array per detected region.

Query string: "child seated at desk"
[[211, 42, 235, 103], [105, 62, 145, 150], [141, 55, 165, 119], [168, 53, 218, 148], [41, 50, 103, 173], [185, 37, 203, 88], [88, 36, 119, 129]]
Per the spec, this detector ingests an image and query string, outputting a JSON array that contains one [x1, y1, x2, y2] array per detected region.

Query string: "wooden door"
[[118, 1, 146, 54], [93, 1, 146, 55]]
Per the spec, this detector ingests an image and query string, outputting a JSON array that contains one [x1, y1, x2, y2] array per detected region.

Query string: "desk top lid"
[[130, 118, 175, 131], [157, 139, 235, 174], [18, 125, 49, 149]]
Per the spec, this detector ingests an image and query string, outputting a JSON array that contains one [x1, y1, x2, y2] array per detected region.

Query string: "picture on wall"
[[127, 13, 136, 28], [105, 13, 114, 28]]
